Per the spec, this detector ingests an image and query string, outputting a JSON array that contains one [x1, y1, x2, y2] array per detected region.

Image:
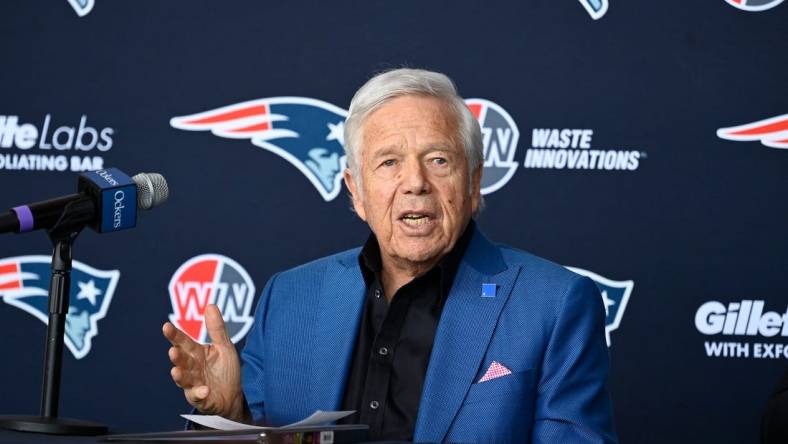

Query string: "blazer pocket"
[[462, 368, 537, 406]]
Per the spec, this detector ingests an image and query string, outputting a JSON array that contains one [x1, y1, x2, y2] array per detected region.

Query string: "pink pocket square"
[[478, 360, 512, 383]]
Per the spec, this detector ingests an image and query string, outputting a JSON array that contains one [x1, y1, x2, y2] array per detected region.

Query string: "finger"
[[204, 305, 231, 346], [184, 385, 211, 409], [170, 367, 191, 388], [171, 365, 206, 390], [193, 385, 210, 400], [168, 346, 195, 369], [163, 322, 200, 353]]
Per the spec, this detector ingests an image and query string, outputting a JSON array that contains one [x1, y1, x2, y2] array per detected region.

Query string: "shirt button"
[[378, 347, 389, 356], [370, 400, 380, 409], [374, 289, 382, 298]]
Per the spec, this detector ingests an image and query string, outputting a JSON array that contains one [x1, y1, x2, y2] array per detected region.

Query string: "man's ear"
[[344, 168, 367, 221], [470, 165, 483, 214]]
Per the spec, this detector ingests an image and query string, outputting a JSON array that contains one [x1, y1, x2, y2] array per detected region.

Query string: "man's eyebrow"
[[368, 142, 457, 159], [369, 145, 403, 159], [423, 144, 454, 152]]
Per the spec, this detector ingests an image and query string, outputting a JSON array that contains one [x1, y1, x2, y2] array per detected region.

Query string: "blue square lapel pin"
[[481, 283, 497, 298]]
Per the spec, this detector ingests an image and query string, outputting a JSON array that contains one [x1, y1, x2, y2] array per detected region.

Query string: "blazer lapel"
[[414, 227, 521, 443], [309, 253, 366, 411]]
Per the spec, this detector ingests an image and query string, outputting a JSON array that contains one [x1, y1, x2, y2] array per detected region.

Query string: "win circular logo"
[[725, 0, 784, 11], [168, 254, 256, 344], [465, 99, 520, 195]]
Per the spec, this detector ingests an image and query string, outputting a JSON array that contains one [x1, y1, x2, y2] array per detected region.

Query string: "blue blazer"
[[241, 225, 618, 443]]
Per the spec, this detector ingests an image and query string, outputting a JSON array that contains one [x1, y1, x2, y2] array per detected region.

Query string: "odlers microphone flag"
[[77, 168, 137, 232]]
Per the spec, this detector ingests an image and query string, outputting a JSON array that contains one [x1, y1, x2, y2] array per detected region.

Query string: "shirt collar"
[[358, 219, 476, 296]]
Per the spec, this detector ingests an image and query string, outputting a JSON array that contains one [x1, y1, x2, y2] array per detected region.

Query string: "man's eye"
[[431, 157, 448, 166], [381, 159, 397, 167]]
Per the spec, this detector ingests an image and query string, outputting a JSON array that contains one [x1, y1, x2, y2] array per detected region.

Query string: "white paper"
[[181, 410, 355, 431], [131, 434, 263, 441], [180, 414, 265, 431], [281, 410, 355, 428]]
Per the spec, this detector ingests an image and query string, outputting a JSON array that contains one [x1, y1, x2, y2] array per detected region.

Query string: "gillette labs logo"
[[695, 300, 788, 360], [0, 115, 114, 172]]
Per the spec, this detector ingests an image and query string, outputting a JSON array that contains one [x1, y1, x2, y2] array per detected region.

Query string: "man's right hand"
[[163, 304, 248, 422]]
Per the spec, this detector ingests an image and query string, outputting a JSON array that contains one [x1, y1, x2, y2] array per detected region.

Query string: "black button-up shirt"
[[339, 222, 474, 441]]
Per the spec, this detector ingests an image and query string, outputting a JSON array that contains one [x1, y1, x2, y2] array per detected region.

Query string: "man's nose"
[[400, 158, 429, 195]]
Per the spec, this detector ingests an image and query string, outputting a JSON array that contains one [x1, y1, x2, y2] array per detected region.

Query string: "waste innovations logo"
[[695, 300, 788, 360], [0, 256, 119, 359], [68, 0, 95, 17], [578, 0, 609, 19], [524, 128, 645, 171], [566, 267, 633, 347], [0, 114, 115, 172], [170, 97, 520, 200], [724, 0, 784, 11], [717, 113, 788, 149], [168, 254, 256, 344]]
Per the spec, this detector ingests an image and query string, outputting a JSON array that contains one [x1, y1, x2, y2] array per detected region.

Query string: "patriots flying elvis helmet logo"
[[67, 0, 95, 17], [717, 113, 788, 149], [171, 97, 348, 202], [579, 0, 609, 19], [0, 256, 119, 359], [566, 266, 633, 347]]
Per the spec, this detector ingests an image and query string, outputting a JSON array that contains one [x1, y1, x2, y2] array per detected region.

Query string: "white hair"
[[343, 68, 483, 191]]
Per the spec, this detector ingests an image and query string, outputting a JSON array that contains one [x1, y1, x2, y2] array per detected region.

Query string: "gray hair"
[[343, 68, 483, 190]]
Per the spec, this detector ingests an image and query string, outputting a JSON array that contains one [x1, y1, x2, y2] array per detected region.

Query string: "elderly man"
[[163, 68, 618, 443]]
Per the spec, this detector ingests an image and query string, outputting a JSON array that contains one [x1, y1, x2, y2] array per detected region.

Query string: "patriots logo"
[[0, 256, 119, 359], [579, 0, 609, 19], [566, 266, 633, 346], [67, 0, 95, 17], [171, 97, 348, 202], [717, 113, 788, 149]]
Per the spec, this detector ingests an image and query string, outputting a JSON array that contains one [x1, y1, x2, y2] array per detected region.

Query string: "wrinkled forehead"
[[359, 95, 462, 153]]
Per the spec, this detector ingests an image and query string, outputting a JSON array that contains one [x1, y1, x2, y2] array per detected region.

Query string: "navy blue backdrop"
[[1, 1, 787, 443]]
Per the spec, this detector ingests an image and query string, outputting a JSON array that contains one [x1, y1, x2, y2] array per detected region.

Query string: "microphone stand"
[[0, 199, 108, 435]]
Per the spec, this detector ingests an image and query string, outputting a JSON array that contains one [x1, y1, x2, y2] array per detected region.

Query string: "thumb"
[[205, 304, 232, 346]]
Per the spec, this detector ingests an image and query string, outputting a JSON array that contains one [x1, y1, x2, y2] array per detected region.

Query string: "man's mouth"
[[399, 213, 434, 226]]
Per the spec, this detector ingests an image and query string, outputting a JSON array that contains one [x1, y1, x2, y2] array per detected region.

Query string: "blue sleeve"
[[240, 272, 279, 424], [532, 275, 619, 444]]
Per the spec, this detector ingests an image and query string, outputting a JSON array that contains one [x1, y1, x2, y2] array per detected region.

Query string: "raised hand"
[[163, 304, 247, 421]]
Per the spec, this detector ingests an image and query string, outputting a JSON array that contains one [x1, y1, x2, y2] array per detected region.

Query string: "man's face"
[[344, 95, 481, 268]]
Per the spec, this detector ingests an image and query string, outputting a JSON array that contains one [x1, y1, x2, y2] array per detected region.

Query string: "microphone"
[[0, 168, 169, 235]]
